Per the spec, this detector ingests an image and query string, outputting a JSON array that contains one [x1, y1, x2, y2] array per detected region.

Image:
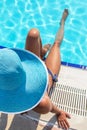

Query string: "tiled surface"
[[0, 112, 61, 130], [59, 65, 87, 90], [0, 112, 44, 130], [20, 111, 61, 130], [0, 65, 87, 130]]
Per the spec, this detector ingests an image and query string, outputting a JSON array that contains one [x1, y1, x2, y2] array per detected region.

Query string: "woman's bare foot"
[[41, 44, 51, 58], [60, 9, 69, 24]]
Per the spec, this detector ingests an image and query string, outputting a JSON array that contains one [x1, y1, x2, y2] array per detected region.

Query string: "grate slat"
[[49, 83, 87, 117]]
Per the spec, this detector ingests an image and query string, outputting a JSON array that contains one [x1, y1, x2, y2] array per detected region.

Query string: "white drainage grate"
[[49, 83, 87, 117]]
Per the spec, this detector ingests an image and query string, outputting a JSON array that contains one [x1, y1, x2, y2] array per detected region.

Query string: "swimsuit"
[[47, 68, 58, 82]]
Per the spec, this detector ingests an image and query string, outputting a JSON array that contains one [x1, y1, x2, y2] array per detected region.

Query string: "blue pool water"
[[0, 0, 87, 66]]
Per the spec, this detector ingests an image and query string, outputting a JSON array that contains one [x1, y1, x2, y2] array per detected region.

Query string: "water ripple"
[[0, 0, 87, 65]]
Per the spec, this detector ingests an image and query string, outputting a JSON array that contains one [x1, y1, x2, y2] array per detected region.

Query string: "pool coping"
[[61, 61, 87, 70]]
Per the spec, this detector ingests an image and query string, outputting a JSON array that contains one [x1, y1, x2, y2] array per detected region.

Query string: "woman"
[[25, 9, 71, 130]]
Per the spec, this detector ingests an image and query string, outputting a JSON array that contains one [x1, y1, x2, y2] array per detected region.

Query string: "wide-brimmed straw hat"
[[0, 48, 48, 114]]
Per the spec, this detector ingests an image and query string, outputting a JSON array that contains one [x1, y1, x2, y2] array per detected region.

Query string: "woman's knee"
[[28, 28, 40, 38], [54, 41, 61, 47], [37, 96, 52, 114]]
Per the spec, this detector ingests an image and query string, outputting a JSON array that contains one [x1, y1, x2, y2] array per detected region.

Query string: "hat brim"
[[0, 48, 48, 114]]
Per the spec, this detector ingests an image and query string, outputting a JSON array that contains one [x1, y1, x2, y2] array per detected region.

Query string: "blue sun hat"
[[0, 48, 48, 114]]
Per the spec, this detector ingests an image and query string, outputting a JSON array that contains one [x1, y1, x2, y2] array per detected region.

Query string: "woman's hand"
[[57, 110, 71, 130]]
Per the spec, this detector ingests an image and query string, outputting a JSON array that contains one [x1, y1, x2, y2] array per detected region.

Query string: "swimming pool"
[[0, 0, 87, 66]]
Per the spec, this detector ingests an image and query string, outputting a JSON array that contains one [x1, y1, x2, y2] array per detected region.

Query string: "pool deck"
[[0, 64, 87, 130], [0, 111, 87, 130]]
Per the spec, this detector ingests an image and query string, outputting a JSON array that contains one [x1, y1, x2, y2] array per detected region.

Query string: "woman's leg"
[[25, 28, 51, 58], [24, 28, 52, 114], [24, 9, 69, 115], [25, 28, 41, 58], [45, 9, 69, 92]]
